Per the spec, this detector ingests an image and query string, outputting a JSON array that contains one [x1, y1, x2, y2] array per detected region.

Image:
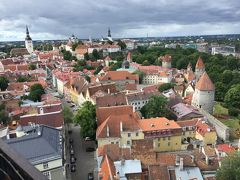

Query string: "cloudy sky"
[[0, 0, 240, 41]]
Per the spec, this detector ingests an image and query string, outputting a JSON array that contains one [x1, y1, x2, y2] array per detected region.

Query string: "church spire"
[[108, 27, 111, 37], [25, 25, 32, 41]]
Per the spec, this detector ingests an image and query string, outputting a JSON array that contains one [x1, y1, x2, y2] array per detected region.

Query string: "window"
[[43, 171, 51, 179], [111, 142, 114, 144], [163, 137, 165, 141], [43, 163, 48, 169], [136, 132, 139, 136], [168, 142, 171, 146], [168, 137, 171, 140], [127, 140, 130, 145], [128, 133, 131, 137], [158, 143, 160, 147], [158, 138, 160, 141], [183, 132, 185, 135]]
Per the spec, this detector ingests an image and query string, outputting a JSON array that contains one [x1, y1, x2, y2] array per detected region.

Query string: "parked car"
[[68, 129, 72, 134], [70, 164, 76, 172], [69, 138, 73, 144], [86, 147, 95, 152], [70, 148, 74, 155], [84, 137, 92, 141], [88, 172, 94, 180], [70, 156, 76, 164]]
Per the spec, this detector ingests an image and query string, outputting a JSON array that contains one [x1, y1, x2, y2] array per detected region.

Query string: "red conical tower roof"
[[195, 72, 214, 91], [196, 56, 205, 69]]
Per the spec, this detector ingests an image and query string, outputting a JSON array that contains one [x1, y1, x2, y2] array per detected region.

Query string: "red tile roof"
[[138, 117, 181, 132], [37, 103, 62, 114], [99, 71, 139, 82], [88, 83, 117, 97], [96, 105, 134, 126], [217, 144, 235, 153], [99, 155, 116, 180], [19, 111, 64, 128], [196, 56, 205, 69], [96, 93, 127, 108], [196, 120, 215, 136], [195, 72, 215, 91]]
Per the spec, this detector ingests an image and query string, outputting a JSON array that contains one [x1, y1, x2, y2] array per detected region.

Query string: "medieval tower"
[[25, 25, 33, 54]]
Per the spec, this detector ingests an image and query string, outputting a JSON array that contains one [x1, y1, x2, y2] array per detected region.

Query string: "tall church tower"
[[191, 72, 215, 114], [108, 27, 111, 38], [25, 25, 33, 54]]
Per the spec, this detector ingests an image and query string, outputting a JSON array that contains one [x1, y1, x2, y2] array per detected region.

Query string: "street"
[[69, 125, 97, 180]]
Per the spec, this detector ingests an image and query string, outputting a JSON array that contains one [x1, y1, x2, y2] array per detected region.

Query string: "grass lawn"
[[213, 102, 228, 116]]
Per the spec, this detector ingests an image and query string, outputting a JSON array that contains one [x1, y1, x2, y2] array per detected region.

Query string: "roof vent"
[[151, 124, 155, 127], [165, 123, 169, 126]]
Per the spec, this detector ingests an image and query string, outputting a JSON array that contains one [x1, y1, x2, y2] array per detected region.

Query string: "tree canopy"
[[0, 104, 9, 125], [74, 101, 96, 139], [0, 76, 9, 91], [140, 95, 172, 119], [63, 105, 74, 124], [28, 63, 37, 70], [133, 70, 145, 84], [216, 152, 240, 180], [224, 84, 240, 108], [28, 84, 45, 102], [17, 76, 29, 82], [158, 83, 174, 92]]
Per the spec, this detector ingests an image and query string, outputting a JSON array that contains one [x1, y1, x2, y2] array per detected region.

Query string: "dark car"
[[70, 164, 76, 172], [88, 172, 94, 180], [70, 156, 76, 164], [86, 147, 95, 152], [68, 130, 72, 134], [69, 138, 73, 144]]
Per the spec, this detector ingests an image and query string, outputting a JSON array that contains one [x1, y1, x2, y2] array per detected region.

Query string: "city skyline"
[[0, 0, 240, 41]]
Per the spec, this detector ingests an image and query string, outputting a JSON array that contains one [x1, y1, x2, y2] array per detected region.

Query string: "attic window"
[[126, 76, 129, 79], [151, 124, 155, 127], [165, 123, 169, 126]]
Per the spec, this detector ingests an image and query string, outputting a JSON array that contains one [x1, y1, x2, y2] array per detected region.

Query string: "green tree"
[[92, 49, 100, 60], [28, 84, 45, 102], [0, 104, 9, 125], [140, 95, 172, 119], [28, 63, 36, 70], [142, 60, 150, 66], [17, 76, 28, 82], [158, 83, 174, 92], [215, 82, 227, 101], [74, 101, 96, 139], [0, 76, 9, 91], [84, 75, 91, 83], [84, 53, 90, 60], [224, 84, 240, 108], [110, 61, 122, 71], [216, 152, 240, 180], [63, 105, 74, 124], [72, 43, 78, 51], [133, 70, 145, 84], [117, 40, 126, 50]]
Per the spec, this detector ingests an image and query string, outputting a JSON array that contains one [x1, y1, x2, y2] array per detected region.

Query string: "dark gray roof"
[[126, 91, 160, 102], [5, 125, 62, 165]]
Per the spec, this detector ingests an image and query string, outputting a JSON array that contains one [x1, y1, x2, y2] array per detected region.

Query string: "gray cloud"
[[0, 0, 240, 41]]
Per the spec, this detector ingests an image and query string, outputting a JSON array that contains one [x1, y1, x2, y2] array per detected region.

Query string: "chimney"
[[179, 158, 184, 171], [107, 125, 109, 137], [175, 155, 180, 165], [120, 121, 123, 132], [121, 158, 125, 166], [107, 88, 110, 94], [190, 155, 195, 163], [39, 107, 44, 114]]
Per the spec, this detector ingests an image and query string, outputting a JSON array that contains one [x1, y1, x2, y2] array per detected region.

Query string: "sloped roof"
[[88, 83, 117, 97], [160, 54, 172, 62], [96, 93, 127, 108], [138, 117, 181, 132], [196, 56, 205, 69], [19, 111, 64, 128], [96, 105, 134, 126], [5, 125, 61, 164], [96, 114, 140, 138], [195, 72, 215, 91], [99, 154, 116, 180], [99, 71, 139, 82]]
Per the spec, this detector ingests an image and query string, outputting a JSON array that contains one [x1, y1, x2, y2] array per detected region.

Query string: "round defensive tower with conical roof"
[[191, 72, 215, 114], [195, 56, 205, 81], [160, 54, 172, 68]]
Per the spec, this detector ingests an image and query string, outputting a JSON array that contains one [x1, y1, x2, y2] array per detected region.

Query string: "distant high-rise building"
[[25, 25, 33, 54]]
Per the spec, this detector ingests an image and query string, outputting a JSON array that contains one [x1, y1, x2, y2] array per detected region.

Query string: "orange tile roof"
[[160, 54, 172, 62], [177, 119, 198, 127], [96, 93, 127, 108], [217, 144, 235, 153], [195, 56, 205, 69], [195, 72, 215, 91], [96, 105, 134, 126], [98, 144, 131, 161], [138, 117, 181, 132], [96, 114, 140, 138], [99, 155, 116, 180], [99, 71, 139, 82], [196, 120, 215, 136]]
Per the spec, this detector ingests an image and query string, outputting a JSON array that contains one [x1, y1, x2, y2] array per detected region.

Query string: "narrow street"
[[70, 125, 97, 180]]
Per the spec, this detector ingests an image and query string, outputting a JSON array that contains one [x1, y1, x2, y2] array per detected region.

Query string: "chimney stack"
[[107, 125, 109, 137], [179, 158, 184, 171], [120, 121, 123, 132]]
